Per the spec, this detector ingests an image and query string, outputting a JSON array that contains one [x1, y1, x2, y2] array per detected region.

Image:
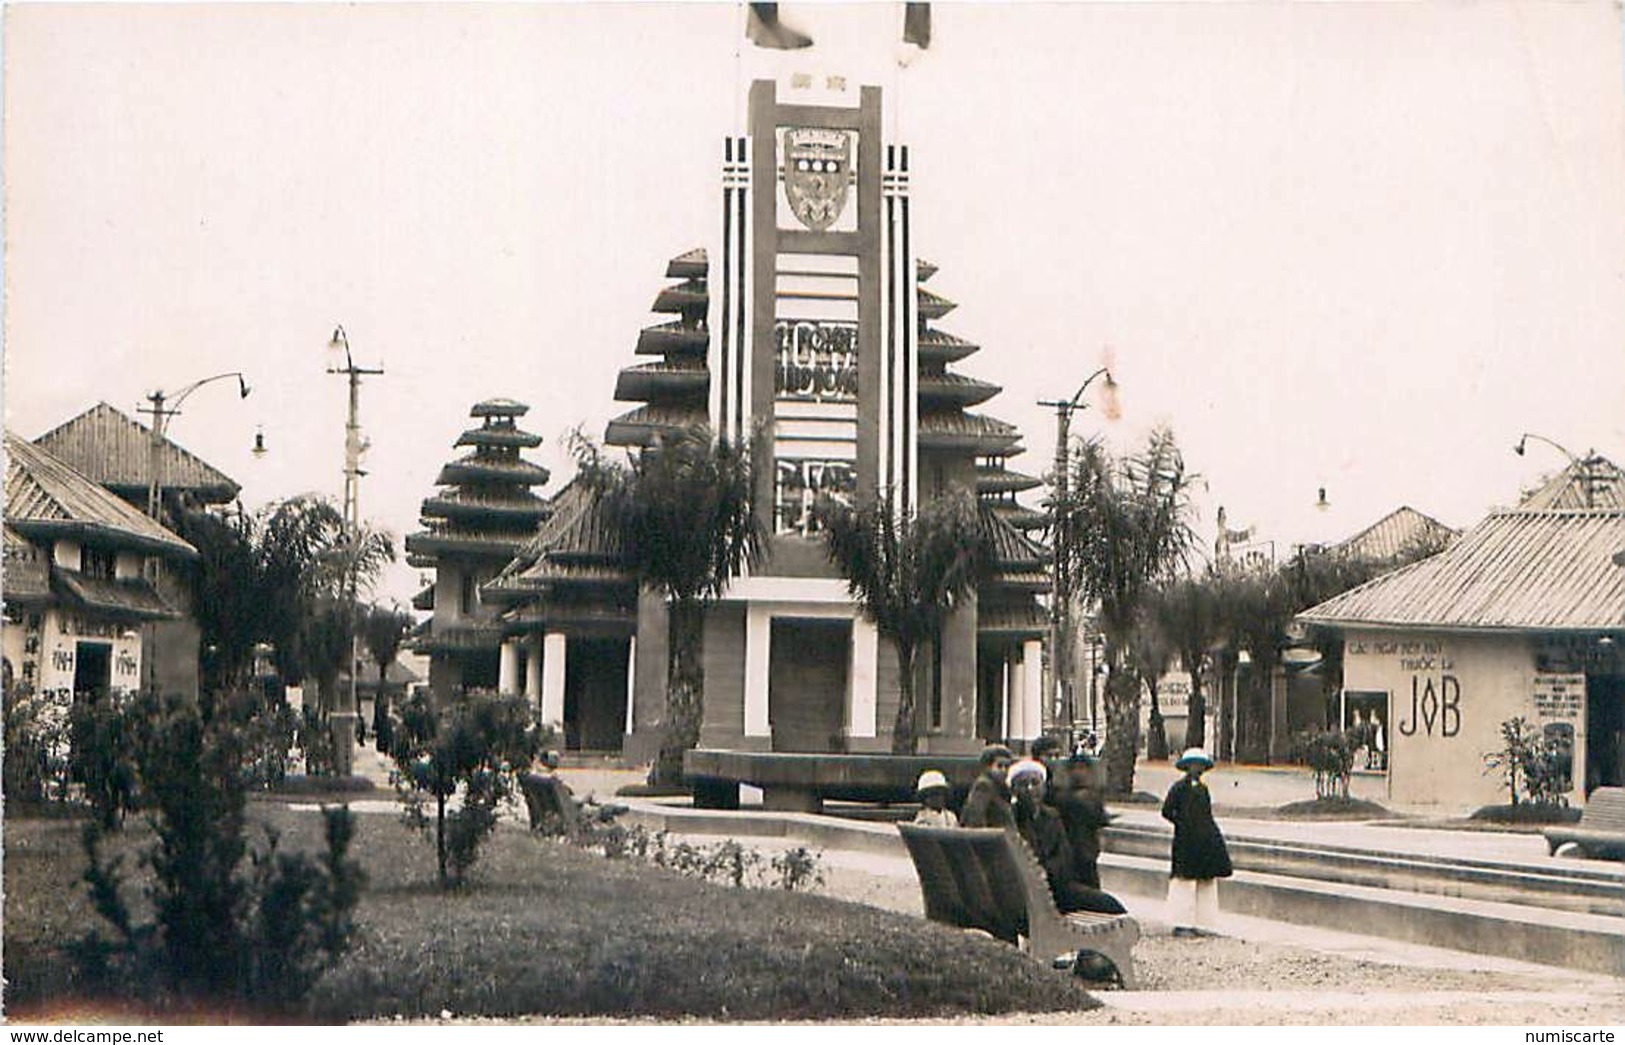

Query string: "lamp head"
[[237, 375, 251, 399], [252, 427, 267, 459], [1514, 435, 1528, 457]]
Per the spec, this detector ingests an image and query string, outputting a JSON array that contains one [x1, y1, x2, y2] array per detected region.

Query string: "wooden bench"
[[896, 823, 1139, 989], [518, 772, 582, 834], [1545, 787, 1625, 860]]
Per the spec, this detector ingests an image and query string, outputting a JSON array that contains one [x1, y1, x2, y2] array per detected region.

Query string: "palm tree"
[[814, 488, 988, 754], [1129, 610, 1175, 761], [573, 426, 766, 788], [1065, 427, 1197, 796], [1149, 575, 1221, 750], [362, 602, 416, 746]]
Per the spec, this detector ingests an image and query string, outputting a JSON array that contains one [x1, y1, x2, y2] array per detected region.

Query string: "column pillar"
[[524, 633, 543, 704], [624, 636, 638, 737], [498, 639, 520, 695], [846, 615, 878, 739], [1020, 639, 1044, 743], [541, 632, 567, 730], [743, 605, 771, 738]]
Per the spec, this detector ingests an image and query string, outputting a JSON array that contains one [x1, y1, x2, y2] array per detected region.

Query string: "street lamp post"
[[1515, 433, 1596, 509], [138, 372, 252, 519], [326, 325, 383, 777], [1038, 366, 1116, 748]]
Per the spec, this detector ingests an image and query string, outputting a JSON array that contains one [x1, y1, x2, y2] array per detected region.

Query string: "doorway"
[[1585, 673, 1624, 794], [768, 618, 850, 752], [74, 641, 112, 700]]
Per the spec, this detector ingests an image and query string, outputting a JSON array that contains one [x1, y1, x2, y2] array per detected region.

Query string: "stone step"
[[619, 798, 1625, 976], [1099, 852, 1625, 979], [1105, 823, 1623, 916]]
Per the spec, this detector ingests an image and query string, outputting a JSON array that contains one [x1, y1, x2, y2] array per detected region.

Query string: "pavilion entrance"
[[1585, 672, 1624, 795], [563, 637, 629, 752], [768, 618, 850, 752]]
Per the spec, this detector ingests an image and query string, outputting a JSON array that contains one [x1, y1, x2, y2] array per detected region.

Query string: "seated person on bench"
[[1007, 758, 1127, 916]]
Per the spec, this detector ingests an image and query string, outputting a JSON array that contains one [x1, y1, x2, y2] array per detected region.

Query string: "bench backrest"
[[519, 772, 581, 832], [1581, 787, 1625, 831], [897, 824, 1040, 944]]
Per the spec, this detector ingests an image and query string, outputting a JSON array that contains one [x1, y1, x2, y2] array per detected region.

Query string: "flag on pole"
[[903, 3, 931, 49], [746, 3, 813, 50]]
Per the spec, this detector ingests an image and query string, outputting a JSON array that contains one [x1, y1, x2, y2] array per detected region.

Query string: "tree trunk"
[[436, 791, 448, 890], [1102, 667, 1142, 797], [891, 640, 918, 755], [1186, 672, 1207, 750], [1146, 683, 1168, 762], [653, 597, 706, 789]]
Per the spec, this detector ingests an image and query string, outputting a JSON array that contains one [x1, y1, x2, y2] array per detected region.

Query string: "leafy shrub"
[[4, 682, 71, 806], [391, 690, 546, 888], [1483, 716, 1569, 808], [68, 696, 140, 830], [564, 822, 825, 893], [296, 705, 337, 778], [75, 696, 363, 1016], [1291, 728, 1354, 800]]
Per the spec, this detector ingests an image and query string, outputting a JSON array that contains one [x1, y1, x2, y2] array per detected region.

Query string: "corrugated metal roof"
[[3, 524, 51, 602], [1517, 455, 1623, 510], [1300, 509, 1625, 631], [33, 402, 239, 503], [5, 433, 196, 559], [1334, 506, 1457, 563]]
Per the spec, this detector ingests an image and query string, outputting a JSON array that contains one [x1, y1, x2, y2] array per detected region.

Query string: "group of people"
[[911, 740, 1233, 938]]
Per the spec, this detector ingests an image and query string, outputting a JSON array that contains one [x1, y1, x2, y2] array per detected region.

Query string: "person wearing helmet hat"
[[961, 743, 1016, 828], [911, 769, 959, 827], [1161, 747, 1233, 937], [1009, 758, 1127, 916]]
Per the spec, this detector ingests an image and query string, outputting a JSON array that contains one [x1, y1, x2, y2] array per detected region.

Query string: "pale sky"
[[6, 2, 1624, 609]]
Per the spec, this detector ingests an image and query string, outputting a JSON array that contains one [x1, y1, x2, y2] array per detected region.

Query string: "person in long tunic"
[[1161, 747, 1232, 937], [1009, 759, 1127, 916], [960, 744, 1016, 828]]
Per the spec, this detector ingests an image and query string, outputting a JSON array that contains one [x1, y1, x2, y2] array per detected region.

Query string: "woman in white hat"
[[911, 769, 959, 827], [1160, 747, 1232, 937]]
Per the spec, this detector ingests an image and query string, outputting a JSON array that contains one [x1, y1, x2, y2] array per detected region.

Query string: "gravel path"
[[675, 833, 1625, 1027]]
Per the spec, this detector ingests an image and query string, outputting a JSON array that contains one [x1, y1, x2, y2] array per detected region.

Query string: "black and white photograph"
[[3, 1, 1623, 1030]]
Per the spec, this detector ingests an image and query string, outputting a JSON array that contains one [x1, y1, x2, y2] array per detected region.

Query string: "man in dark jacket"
[[1161, 747, 1233, 937], [1008, 759, 1126, 915], [960, 743, 1015, 828], [1051, 752, 1113, 889]]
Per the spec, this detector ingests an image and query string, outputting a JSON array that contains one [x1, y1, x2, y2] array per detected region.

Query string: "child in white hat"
[[911, 769, 959, 827]]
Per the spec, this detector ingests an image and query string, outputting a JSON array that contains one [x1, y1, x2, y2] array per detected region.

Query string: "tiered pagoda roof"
[[912, 261, 1050, 636], [405, 399, 551, 569], [608, 248, 712, 447], [484, 479, 636, 635]]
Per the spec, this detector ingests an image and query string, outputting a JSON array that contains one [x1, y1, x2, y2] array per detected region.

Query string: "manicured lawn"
[[4, 803, 1100, 1023]]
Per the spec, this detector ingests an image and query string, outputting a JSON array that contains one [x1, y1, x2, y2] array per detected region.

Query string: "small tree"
[[1483, 716, 1567, 807], [77, 692, 363, 1014], [1293, 728, 1355, 800], [815, 488, 988, 754], [391, 689, 545, 888]]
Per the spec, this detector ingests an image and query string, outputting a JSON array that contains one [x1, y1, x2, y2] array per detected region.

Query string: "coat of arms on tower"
[[782, 127, 853, 232]]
